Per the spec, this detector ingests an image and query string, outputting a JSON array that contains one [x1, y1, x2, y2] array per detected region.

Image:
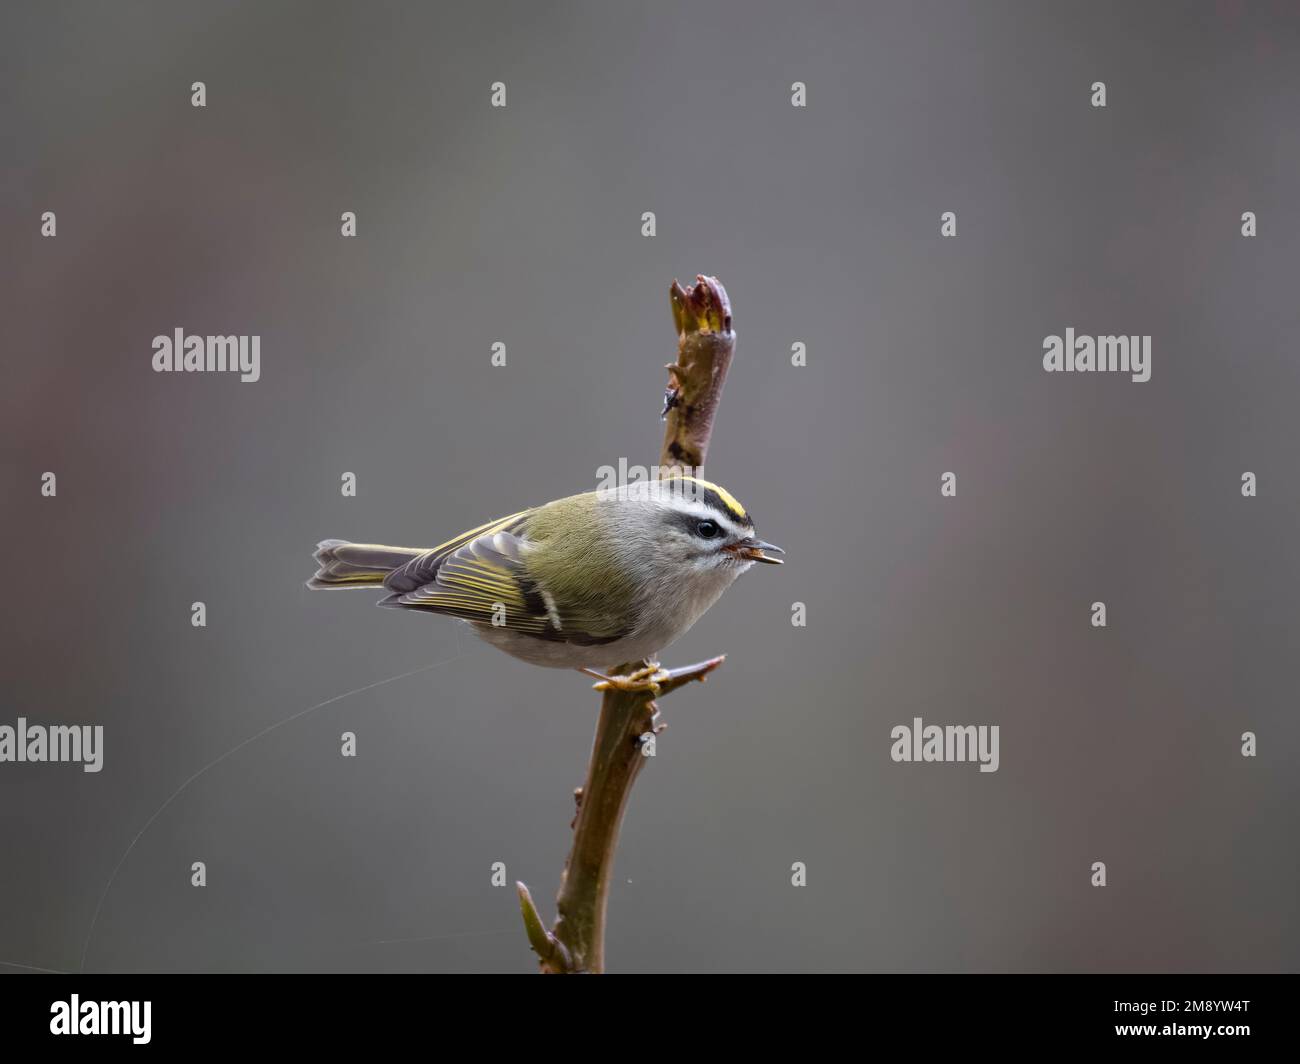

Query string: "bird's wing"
[[380, 515, 625, 646], [383, 511, 531, 595]]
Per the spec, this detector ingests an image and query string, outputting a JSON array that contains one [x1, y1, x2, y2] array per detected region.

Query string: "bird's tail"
[[307, 539, 422, 589]]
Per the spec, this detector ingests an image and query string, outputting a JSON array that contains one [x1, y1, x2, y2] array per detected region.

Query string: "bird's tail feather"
[[307, 540, 422, 589]]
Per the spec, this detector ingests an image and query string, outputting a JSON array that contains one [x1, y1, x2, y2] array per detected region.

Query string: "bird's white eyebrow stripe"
[[662, 498, 749, 538], [593, 481, 752, 539]]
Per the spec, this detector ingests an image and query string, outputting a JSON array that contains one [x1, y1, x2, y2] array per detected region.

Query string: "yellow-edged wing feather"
[[381, 512, 552, 635]]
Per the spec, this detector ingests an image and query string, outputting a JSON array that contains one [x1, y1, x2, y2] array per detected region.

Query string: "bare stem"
[[517, 276, 736, 973], [663, 276, 735, 474]]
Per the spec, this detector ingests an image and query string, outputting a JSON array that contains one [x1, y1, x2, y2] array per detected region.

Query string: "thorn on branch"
[[517, 881, 572, 972], [653, 654, 726, 697]]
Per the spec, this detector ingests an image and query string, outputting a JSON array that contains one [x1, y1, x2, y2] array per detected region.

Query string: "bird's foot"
[[581, 663, 668, 696]]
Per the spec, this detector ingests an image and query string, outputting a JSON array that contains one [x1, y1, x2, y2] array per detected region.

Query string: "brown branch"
[[517, 276, 736, 973], [662, 276, 735, 474]]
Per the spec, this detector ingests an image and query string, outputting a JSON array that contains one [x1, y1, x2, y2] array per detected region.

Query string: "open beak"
[[729, 538, 785, 565]]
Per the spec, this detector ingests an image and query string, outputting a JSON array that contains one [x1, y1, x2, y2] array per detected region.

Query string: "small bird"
[[307, 475, 783, 691]]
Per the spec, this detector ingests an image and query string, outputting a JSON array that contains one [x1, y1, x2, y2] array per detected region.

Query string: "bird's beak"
[[729, 538, 785, 565]]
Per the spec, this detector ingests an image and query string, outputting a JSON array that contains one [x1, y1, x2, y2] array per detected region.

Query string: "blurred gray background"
[[2, 0, 1298, 973]]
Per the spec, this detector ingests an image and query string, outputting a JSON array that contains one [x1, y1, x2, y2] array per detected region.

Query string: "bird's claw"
[[583, 663, 668, 696]]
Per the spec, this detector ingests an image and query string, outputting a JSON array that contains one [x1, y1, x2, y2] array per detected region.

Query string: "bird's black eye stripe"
[[664, 511, 730, 542]]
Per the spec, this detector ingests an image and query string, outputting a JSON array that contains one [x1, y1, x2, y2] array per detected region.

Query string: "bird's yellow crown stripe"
[[671, 475, 747, 520]]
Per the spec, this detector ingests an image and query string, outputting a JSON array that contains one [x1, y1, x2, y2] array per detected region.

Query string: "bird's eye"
[[696, 519, 721, 539]]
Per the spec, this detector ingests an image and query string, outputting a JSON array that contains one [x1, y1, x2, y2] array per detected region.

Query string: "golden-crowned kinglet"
[[308, 475, 783, 688]]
